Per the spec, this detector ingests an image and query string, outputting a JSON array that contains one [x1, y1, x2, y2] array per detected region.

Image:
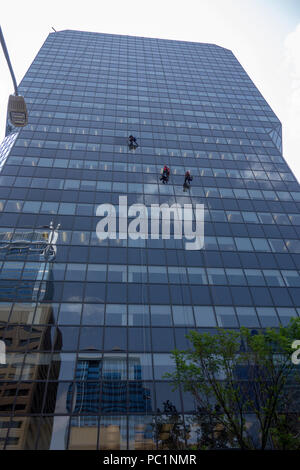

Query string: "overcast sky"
[[1, 0, 300, 179]]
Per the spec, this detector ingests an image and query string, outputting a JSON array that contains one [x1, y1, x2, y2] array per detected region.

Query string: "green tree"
[[154, 400, 190, 450], [165, 318, 300, 450]]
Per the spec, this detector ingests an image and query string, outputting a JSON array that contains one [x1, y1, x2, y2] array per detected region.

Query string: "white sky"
[[1, 0, 300, 180]]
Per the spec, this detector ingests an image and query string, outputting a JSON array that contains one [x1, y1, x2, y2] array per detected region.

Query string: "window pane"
[[281, 270, 300, 287], [150, 305, 172, 326], [128, 266, 147, 282], [194, 306, 216, 327], [81, 304, 104, 325], [167, 267, 188, 283], [263, 270, 284, 287], [226, 269, 246, 285], [172, 306, 194, 326], [207, 268, 226, 285], [87, 264, 106, 282], [65, 264, 86, 281], [215, 307, 238, 327], [187, 267, 207, 284], [244, 269, 265, 286], [153, 354, 176, 379], [128, 305, 150, 326], [235, 238, 253, 251], [108, 265, 127, 282], [256, 308, 279, 327], [106, 304, 127, 326], [236, 307, 260, 327], [148, 267, 168, 283]]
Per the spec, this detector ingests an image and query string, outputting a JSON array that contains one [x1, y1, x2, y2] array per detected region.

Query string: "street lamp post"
[[0, 25, 28, 127]]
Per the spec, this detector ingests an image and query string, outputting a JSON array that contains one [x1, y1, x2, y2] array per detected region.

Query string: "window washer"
[[183, 170, 193, 191], [160, 165, 170, 184], [128, 135, 138, 149], [184, 170, 193, 185]]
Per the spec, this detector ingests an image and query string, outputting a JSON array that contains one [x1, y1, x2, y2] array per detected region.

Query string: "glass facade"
[[0, 29, 299, 450]]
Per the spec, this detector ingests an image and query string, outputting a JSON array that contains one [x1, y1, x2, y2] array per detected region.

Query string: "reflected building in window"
[[67, 353, 153, 449], [0, 231, 61, 449]]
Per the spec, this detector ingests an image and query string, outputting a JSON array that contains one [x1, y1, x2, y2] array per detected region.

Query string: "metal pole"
[[0, 26, 18, 95]]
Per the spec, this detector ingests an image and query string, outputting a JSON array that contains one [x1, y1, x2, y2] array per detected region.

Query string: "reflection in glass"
[[49, 416, 70, 450], [99, 416, 127, 450], [128, 415, 156, 450], [81, 304, 104, 325]]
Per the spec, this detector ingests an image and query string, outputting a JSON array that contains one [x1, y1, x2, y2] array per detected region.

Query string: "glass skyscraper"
[[0, 29, 299, 450]]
